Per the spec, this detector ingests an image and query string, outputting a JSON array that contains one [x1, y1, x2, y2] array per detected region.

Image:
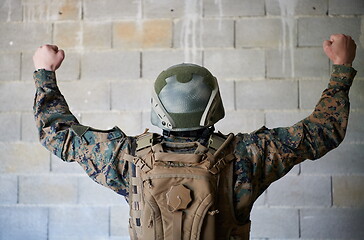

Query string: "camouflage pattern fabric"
[[33, 65, 356, 222]]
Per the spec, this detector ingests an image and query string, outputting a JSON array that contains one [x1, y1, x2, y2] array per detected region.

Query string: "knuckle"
[[331, 33, 345, 39]]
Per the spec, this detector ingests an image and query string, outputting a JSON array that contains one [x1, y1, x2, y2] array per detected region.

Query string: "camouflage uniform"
[[33, 65, 356, 225]]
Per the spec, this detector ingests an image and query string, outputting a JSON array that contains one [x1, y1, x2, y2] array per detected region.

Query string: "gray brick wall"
[[0, 0, 363, 239], [49, 206, 109, 238], [0, 207, 48, 240], [204, 49, 265, 79]]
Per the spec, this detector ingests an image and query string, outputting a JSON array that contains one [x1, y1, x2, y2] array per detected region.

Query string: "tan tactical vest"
[[123, 132, 251, 240]]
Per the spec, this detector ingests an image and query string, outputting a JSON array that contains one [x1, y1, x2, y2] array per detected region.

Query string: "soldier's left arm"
[[232, 65, 356, 217], [268, 65, 354, 171], [234, 34, 357, 193]]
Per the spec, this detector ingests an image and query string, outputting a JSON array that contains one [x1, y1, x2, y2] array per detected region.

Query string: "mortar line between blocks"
[[201, 0, 205, 18], [171, 19, 175, 49], [298, 162, 302, 175], [233, 20, 236, 49], [298, 208, 301, 238], [81, 0, 85, 20], [297, 80, 300, 109], [330, 176, 334, 207], [263, 0, 267, 16], [264, 48, 267, 81], [21, 0, 24, 21], [140, 51, 143, 78]]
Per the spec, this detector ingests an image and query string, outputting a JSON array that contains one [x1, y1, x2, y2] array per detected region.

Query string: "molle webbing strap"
[[208, 133, 235, 174], [208, 133, 226, 153], [129, 218, 137, 240], [173, 211, 183, 240], [209, 153, 235, 175], [127, 132, 238, 239], [124, 154, 151, 173], [128, 157, 142, 238], [213, 133, 233, 157], [127, 132, 156, 239], [166, 185, 192, 240]]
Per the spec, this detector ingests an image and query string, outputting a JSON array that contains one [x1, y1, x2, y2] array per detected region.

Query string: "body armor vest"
[[123, 132, 251, 240]]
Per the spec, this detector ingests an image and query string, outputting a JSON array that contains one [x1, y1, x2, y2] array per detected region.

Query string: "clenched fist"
[[323, 34, 356, 65], [33, 44, 65, 71]]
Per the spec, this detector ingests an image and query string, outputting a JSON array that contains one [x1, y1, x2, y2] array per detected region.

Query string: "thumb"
[[323, 40, 332, 50], [323, 40, 333, 58], [57, 49, 65, 60], [54, 49, 65, 70]]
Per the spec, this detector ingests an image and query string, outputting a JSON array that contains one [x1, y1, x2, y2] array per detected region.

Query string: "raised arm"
[[33, 45, 129, 196], [33, 45, 79, 155], [234, 34, 357, 194]]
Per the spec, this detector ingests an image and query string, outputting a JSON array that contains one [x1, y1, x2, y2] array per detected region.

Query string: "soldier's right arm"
[[33, 45, 129, 196]]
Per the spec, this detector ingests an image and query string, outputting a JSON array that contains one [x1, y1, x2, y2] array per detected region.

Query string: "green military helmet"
[[151, 63, 225, 131]]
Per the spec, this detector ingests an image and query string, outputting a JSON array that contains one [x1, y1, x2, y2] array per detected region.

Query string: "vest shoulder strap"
[[208, 133, 235, 174], [208, 132, 234, 157], [208, 132, 226, 152], [131, 131, 235, 175], [135, 131, 234, 156], [136, 132, 158, 152]]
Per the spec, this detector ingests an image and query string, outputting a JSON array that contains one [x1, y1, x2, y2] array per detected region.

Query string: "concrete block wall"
[[0, 0, 363, 239]]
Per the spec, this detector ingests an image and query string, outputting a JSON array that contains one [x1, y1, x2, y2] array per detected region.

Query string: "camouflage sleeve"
[[33, 69, 129, 196], [234, 65, 357, 195]]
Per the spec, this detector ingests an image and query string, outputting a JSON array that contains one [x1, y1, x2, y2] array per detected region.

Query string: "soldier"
[[33, 34, 356, 240]]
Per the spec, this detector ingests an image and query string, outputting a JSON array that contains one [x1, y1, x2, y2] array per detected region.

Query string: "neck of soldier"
[[162, 126, 215, 147]]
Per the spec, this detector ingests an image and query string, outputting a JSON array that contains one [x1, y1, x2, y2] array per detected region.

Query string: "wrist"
[[332, 63, 352, 67], [36, 69, 55, 73], [35, 68, 55, 73], [35, 66, 55, 71]]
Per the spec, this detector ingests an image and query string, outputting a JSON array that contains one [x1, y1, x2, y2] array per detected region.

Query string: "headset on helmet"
[[151, 63, 225, 131]]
